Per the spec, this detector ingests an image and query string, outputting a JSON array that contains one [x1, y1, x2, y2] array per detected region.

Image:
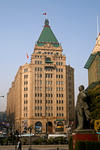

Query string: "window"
[[56, 87, 63, 91], [56, 62, 63, 65], [56, 68, 58, 72], [56, 75, 58, 78], [69, 95, 72, 99], [46, 93, 53, 97], [35, 67, 42, 71], [24, 94, 28, 97], [24, 75, 28, 79], [61, 68, 63, 72], [35, 93, 42, 97], [24, 113, 27, 117], [46, 81, 52, 85], [45, 68, 53, 71], [40, 68, 42, 71], [61, 75, 63, 78], [40, 93, 42, 97], [24, 68, 28, 72], [24, 81, 28, 85], [46, 87, 52, 91], [68, 76, 71, 80], [56, 62, 58, 65], [40, 74, 42, 78], [24, 107, 28, 111], [56, 94, 63, 97], [24, 100, 28, 104], [45, 74, 52, 78], [51, 113, 53, 116], [40, 80, 42, 84], [35, 61, 42, 64], [56, 68, 63, 72], [24, 87, 28, 91]]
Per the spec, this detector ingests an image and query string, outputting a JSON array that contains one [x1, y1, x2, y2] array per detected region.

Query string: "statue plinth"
[[72, 129, 98, 150], [74, 129, 96, 134]]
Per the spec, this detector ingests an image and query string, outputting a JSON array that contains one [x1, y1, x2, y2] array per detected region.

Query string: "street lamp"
[[0, 96, 4, 98]]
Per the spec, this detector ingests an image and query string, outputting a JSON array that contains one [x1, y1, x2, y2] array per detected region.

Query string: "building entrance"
[[46, 121, 53, 133], [35, 121, 42, 133]]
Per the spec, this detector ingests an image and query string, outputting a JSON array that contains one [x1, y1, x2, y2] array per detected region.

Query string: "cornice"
[[34, 43, 62, 51]]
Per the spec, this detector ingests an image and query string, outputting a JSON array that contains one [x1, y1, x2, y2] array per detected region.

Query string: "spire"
[[92, 33, 100, 54], [44, 19, 49, 26], [37, 19, 59, 47], [84, 33, 100, 69]]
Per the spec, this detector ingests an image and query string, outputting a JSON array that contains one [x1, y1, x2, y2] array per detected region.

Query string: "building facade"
[[7, 19, 74, 134], [84, 34, 100, 85]]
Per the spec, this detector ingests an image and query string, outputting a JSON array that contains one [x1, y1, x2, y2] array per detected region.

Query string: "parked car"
[[18, 133, 34, 137]]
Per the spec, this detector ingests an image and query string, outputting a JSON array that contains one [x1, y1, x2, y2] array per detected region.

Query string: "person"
[[76, 85, 90, 130], [17, 139, 22, 150]]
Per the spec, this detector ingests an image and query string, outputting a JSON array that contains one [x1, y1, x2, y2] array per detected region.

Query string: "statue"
[[76, 85, 90, 130]]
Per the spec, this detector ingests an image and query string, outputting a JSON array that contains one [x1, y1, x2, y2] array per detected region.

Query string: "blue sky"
[[0, 0, 100, 111]]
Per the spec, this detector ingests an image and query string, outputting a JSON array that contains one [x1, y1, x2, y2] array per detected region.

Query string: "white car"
[[18, 133, 34, 137]]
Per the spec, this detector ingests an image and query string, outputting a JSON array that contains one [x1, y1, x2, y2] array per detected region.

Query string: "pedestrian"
[[17, 139, 22, 150]]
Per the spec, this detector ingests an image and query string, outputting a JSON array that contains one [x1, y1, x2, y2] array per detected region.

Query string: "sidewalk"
[[0, 145, 69, 150]]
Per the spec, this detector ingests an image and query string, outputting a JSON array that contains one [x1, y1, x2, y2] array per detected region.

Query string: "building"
[[7, 19, 74, 134], [0, 111, 7, 132], [84, 34, 100, 85], [0, 112, 7, 122]]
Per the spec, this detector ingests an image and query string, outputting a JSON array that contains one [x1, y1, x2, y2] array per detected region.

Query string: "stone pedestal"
[[72, 129, 98, 150]]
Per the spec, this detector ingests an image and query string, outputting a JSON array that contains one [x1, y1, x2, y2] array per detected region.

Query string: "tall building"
[[7, 19, 74, 134], [84, 34, 100, 85]]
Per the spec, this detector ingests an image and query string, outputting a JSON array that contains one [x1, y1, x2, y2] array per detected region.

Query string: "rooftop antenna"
[[97, 16, 99, 37]]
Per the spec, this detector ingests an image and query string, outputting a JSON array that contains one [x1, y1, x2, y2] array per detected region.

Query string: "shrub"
[[47, 138, 54, 144], [75, 141, 85, 150]]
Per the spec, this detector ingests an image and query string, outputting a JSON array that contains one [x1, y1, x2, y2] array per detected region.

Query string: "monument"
[[71, 85, 98, 150], [75, 85, 90, 130]]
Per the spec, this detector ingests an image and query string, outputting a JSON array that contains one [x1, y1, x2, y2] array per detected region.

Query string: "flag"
[[26, 53, 29, 59], [43, 12, 46, 15]]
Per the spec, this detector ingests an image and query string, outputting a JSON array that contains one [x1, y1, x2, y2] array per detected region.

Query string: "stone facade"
[[7, 20, 74, 134], [84, 34, 100, 85]]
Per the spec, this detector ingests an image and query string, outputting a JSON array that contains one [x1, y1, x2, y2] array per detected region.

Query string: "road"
[[0, 145, 69, 150]]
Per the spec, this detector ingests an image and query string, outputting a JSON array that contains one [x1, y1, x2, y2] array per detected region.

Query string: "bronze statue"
[[76, 85, 90, 130]]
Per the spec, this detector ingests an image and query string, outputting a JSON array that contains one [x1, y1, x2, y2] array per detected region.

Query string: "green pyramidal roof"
[[37, 19, 59, 47], [84, 52, 100, 69]]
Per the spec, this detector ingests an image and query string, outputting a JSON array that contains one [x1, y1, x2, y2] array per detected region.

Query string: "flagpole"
[[43, 12, 47, 19], [26, 53, 29, 64], [97, 16, 99, 37]]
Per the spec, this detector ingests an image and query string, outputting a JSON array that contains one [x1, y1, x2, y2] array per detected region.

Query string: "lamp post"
[[0, 96, 4, 98], [28, 126, 33, 150]]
